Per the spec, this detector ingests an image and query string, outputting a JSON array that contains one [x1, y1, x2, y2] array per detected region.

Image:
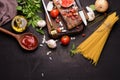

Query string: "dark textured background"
[[0, 0, 120, 80]]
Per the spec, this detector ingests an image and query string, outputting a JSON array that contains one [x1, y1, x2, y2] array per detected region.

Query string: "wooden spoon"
[[0, 27, 39, 51]]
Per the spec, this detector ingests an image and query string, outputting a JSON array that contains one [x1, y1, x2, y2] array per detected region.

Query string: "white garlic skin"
[[37, 20, 46, 28], [86, 6, 95, 21], [47, 1, 54, 11], [46, 39, 57, 49], [87, 12, 95, 21]]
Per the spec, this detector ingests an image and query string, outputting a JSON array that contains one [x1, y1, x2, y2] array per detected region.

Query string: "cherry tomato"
[[60, 35, 70, 45], [50, 9, 59, 18]]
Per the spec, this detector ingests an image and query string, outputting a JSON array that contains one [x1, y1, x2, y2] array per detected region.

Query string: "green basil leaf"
[[16, 6, 22, 10], [36, 28, 44, 35]]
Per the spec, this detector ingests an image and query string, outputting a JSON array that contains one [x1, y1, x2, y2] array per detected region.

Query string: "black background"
[[0, 0, 120, 80]]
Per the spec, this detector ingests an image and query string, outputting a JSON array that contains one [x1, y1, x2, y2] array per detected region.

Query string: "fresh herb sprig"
[[70, 43, 76, 57], [17, 0, 44, 34]]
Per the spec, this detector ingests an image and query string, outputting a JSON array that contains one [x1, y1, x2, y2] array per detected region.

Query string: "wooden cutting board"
[[45, 0, 84, 38]]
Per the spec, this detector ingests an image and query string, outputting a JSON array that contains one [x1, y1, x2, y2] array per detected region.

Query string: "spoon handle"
[[0, 27, 18, 39]]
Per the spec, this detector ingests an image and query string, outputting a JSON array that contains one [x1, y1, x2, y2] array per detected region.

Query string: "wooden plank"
[[45, 0, 84, 38]]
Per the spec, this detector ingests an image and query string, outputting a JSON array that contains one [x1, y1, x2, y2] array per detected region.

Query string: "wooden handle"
[[0, 27, 18, 39]]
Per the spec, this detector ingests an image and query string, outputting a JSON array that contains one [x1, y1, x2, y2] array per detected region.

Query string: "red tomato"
[[50, 9, 59, 18], [60, 35, 70, 45]]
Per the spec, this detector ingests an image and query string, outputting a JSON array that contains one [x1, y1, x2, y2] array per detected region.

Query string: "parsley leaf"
[[16, 0, 42, 27]]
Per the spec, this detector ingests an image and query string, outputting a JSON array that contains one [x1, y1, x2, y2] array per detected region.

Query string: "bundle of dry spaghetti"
[[72, 12, 119, 65]]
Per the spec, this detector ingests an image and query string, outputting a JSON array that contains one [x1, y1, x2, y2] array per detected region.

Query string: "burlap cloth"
[[0, 0, 18, 26]]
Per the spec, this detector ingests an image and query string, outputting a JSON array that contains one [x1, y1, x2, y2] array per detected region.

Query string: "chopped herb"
[[36, 28, 45, 35], [70, 43, 76, 57]]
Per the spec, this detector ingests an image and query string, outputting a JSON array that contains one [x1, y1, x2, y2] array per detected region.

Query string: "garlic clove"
[[87, 12, 95, 21]]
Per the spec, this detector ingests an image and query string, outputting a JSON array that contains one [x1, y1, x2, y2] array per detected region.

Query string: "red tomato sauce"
[[21, 34, 37, 49]]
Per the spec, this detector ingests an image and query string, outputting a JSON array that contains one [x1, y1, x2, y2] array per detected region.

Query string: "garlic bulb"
[[37, 20, 46, 28], [47, 1, 54, 11], [46, 39, 57, 49], [86, 6, 95, 21]]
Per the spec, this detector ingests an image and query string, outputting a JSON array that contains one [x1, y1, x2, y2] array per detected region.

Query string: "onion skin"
[[95, 0, 109, 12]]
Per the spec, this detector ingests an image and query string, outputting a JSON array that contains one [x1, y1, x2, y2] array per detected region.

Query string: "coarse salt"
[[46, 51, 52, 55], [41, 73, 44, 77], [71, 37, 76, 40], [42, 35, 46, 44], [49, 57, 53, 60], [39, 44, 44, 47], [59, 21, 63, 27], [61, 29, 67, 32]]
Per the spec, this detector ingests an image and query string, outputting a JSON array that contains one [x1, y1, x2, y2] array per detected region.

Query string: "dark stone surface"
[[0, 0, 120, 80]]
